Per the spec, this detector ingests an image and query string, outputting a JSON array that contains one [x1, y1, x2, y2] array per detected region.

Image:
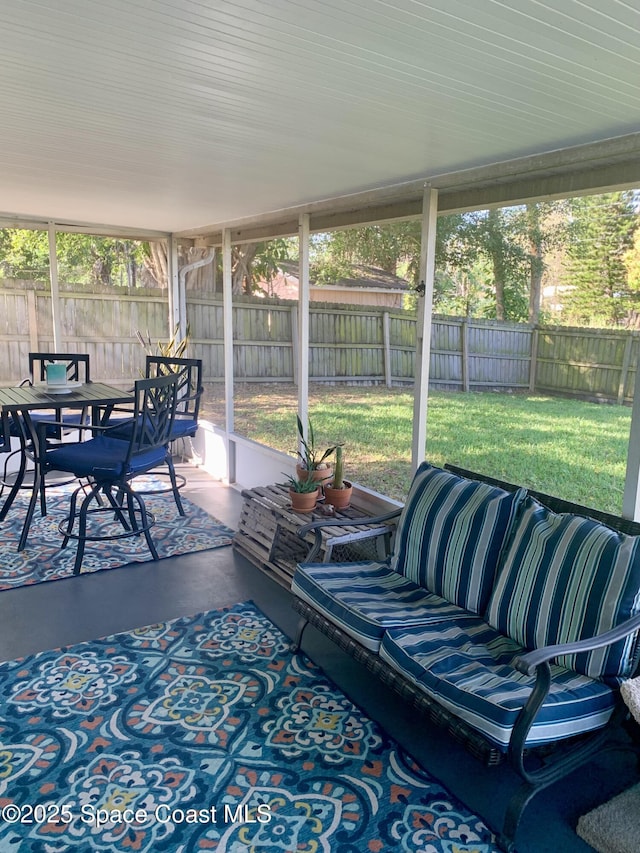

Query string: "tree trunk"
[[141, 241, 168, 288], [232, 243, 259, 295], [493, 257, 506, 321], [529, 241, 543, 324], [527, 204, 543, 325]]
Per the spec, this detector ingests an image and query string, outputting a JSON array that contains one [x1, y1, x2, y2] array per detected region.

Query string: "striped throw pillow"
[[390, 463, 525, 614], [485, 497, 640, 681]]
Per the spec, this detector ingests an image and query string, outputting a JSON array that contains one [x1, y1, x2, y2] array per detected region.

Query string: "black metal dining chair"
[[1, 353, 92, 513], [39, 373, 180, 575], [28, 351, 91, 438], [28, 351, 91, 383], [0, 412, 11, 461], [108, 356, 203, 515]]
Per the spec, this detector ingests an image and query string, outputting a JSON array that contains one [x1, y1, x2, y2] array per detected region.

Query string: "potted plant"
[[295, 415, 336, 484], [282, 472, 321, 513], [323, 445, 353, 509]]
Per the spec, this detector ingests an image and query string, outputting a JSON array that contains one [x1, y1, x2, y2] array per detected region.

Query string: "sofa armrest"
[[297, 508, 402, 562], [505, 612, 640, 787], [513, 612, 640, 676]]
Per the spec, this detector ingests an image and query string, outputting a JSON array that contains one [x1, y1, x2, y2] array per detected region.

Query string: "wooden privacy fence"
[[0, 282, 166, 384], [2, 281, 640, 404]]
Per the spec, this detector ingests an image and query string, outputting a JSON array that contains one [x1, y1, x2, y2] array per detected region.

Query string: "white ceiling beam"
[[0, 216, 168, 242], [177, 134, 640, 245]]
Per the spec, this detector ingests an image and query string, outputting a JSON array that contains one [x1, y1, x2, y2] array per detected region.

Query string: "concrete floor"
[[0, 462, 635, 852]]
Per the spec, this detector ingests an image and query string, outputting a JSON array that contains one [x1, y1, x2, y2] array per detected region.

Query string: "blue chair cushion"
[[379, 618, 616, 751], [291, 561, 473, 652], [29, 411, 86, 438], [108, 416, 196, 442], [485, 497, 640, 682], [45, 436, 167, 480], [390, 462, 526, 614], [168, 417, 198, 440]]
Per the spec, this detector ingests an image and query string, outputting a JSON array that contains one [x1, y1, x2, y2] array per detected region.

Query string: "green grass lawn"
[[201, 383, 632, 513]]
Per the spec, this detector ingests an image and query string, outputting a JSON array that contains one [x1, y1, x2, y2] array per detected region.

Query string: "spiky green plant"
[[136, 324, 191, 361], [296, 415, 336, 471], [281, 472, 319, 493]]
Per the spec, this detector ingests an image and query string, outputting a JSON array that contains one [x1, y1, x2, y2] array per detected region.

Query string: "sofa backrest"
[[486, 496, 640, 682], [390, 463, 526, 614]]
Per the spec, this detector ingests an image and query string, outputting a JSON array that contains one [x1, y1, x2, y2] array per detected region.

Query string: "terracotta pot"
[[289, 487, 320, 513], [296, 463, 333, 484], [324, 481, 353, 509]]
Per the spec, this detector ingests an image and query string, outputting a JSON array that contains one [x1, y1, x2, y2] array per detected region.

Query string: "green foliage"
[[227, 238, 297, 295], [136, 324, 190, 360], [455, 208, 530, 321], [0, 229, 50, 280], [307, 203, 587, 324], [251, 238, 296, 290], [562, 192, 639, 326], [281, 471, 319, 493], [623, 228, 640, 296], [0, 228, 151, 287], [309, 218, 467, 291], [295, 414, 336, 470], [433, 267, 492, 318]]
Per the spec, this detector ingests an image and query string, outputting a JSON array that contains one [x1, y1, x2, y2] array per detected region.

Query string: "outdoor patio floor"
[[0, 462, 635, 853]]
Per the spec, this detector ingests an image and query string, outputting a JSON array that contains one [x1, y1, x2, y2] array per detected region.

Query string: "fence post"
[[618, 333, 634, 405], [529, 327, 539, 393], [461, 319, 469, 392], [383, 311, 392, 388]]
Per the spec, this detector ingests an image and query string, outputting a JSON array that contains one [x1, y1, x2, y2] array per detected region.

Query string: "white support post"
[[47, 223, 62, 350], [411, 185, 438, 474], [297, 214, 311, 444], [179, 267, 188, 343], [222, 229, 236, 482], [167, 235, 180, 337], [622, 359, 640, 519]]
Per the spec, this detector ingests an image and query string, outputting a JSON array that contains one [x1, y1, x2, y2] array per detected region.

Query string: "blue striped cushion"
[[291, 561, 473, 652], [390, 463, 526, 614], [485, 497, 640, 681], [380, 618, 616, 750]]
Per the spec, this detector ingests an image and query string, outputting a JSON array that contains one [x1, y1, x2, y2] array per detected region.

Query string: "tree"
[[562, 192, 639, 326], [0, 229, 153, 288], [310, 216, 468, 304], [222, 239, 296, 295], [310, 223, 422, 286], [622, 218, 640, 327], [520, 201, 570, 324], [309, 211, 535, 320], [0, 229, 50, 279], [451, 208, 530, 321]]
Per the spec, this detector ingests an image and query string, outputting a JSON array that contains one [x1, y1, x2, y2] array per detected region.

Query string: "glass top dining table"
[[0, 381, 135, 551]]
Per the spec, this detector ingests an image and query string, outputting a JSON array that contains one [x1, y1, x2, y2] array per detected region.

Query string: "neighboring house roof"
[[262, 263, 410, 298], [331, 265, 410, 292]]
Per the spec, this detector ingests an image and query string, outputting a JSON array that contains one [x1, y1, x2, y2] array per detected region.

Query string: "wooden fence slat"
[[1, 282, 639, 404]]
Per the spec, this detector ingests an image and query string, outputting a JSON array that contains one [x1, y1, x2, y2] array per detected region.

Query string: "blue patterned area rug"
[[0, 602, 499, 852], [0, 478, 234, 591]]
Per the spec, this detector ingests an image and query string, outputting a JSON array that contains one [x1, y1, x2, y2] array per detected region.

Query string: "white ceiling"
[[1, 0, 639, 235]]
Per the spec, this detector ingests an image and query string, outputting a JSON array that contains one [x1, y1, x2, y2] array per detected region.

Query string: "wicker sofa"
[[290, 461, 640, 851]]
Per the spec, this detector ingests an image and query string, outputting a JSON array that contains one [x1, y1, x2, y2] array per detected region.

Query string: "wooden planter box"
[[233, 482, 395, 589]]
